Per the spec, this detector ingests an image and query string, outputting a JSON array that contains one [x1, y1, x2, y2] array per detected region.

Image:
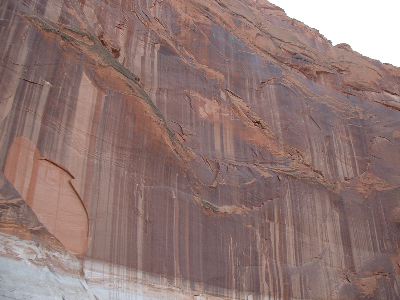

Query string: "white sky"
[[269, 0, 400, 67]]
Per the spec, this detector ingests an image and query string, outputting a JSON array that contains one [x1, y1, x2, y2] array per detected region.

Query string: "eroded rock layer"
[[1, 0, 400, 299]]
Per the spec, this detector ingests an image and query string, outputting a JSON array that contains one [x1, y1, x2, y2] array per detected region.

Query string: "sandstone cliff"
[[1, 0, 400, 299]]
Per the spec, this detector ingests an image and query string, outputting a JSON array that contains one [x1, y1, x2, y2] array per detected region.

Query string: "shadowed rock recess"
[[0, 0, 399, 299]]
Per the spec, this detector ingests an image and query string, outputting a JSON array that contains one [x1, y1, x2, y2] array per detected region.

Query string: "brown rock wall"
[[0, 0, 400, 299]]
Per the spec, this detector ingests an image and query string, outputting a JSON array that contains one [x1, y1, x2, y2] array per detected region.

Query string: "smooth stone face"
[[0, 0, 399, 299]]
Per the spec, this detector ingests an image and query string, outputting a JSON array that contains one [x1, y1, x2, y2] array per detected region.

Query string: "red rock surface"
[[0, 0, 400, 299]]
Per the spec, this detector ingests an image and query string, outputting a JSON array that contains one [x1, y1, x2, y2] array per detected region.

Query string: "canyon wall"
[[1, 0, 400, 299]]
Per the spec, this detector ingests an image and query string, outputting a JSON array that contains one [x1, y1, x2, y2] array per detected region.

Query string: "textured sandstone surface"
[[0, 0, 400, 299]]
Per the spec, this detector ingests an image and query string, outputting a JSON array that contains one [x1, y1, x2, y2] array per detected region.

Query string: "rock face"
[[1, 0, 400, 299]]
